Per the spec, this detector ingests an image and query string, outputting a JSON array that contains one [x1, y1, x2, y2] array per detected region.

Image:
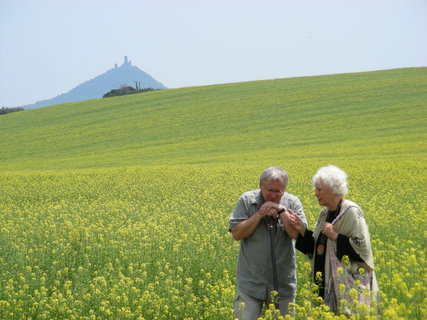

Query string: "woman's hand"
[[321, 222, 338, 241], [288, 209, 306, 235]]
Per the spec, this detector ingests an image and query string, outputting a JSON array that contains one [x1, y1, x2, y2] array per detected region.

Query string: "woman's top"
[[295, 200, 376, 301], [295, 200, 364, 297]]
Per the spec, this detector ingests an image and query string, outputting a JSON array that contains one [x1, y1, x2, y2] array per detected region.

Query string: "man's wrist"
[[277, 208, 285, 216]]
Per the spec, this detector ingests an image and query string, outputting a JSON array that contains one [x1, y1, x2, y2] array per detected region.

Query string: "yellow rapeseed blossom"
[[0, 163, 424, 319], [341, 255, 350, 266]]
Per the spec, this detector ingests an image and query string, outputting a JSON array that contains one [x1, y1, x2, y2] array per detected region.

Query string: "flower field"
[[0, 160, 425, 319], [1, 67, 425, 319]]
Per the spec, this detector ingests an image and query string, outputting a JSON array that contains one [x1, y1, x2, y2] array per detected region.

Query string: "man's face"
[[260, 178, 286, 203]]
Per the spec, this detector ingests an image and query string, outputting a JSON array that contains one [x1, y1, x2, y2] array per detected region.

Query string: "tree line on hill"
[[1, 82, 163, 113], [103, 82, 162, 98], [0, 107, 24, 115]]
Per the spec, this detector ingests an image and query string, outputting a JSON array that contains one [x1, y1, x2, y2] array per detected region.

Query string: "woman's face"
[[314, 181, 336, 208]]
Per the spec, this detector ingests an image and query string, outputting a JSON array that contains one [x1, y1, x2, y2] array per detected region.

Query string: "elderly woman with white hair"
[[289, 165, 378, 313]]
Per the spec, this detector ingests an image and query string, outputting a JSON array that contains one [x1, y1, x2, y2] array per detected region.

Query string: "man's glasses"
[[266, 188, 284, 195]]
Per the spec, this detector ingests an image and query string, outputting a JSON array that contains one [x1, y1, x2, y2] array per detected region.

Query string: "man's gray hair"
[[313, 165, 348, 196], [260, 166, 289, 186]]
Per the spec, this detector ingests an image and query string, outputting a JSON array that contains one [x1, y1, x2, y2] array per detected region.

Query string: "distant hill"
[[1, 67, 426, 171], [21, 56, 167, 109]]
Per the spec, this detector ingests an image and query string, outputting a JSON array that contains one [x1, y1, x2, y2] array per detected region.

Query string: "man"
[[229, 166, 307, 320]]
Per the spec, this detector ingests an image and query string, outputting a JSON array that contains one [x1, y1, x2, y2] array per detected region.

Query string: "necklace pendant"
[[316, 244, 325, 255]]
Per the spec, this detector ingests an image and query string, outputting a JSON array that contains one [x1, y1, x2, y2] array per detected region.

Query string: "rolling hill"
[[0, 67, 426, 319], [1, 67, 426, 171]]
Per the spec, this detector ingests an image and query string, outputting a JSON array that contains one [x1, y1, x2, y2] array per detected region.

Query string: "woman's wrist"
[[299, 227, 306, 236], [329, 231, 338, 241]]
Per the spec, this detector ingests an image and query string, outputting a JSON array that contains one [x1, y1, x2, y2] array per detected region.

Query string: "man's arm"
[[230, 212, 264, 241], [230, 203, 276, 241], [279, 197, 307, 240], [279, 209, 300, 240]]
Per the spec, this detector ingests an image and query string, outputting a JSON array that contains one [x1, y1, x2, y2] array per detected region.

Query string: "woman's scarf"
[[312, 200, 378, 313]]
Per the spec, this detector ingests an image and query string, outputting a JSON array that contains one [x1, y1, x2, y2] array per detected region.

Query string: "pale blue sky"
[[1, 0, 426, 107]]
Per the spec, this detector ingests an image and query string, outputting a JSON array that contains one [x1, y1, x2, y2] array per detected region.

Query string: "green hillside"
[[1, 67, 426, 170], [0, 68, 426, 319]]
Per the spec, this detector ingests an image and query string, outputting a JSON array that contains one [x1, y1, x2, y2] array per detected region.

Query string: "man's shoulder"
[[240, 189, 261, 201], [234, 189, 261, 211], [282, 192, 301, 202]]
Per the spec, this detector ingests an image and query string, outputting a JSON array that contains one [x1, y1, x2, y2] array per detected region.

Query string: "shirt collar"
[[249, 189, 264, 206]]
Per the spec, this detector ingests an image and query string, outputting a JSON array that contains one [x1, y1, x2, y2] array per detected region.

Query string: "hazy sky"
[[1, 0, 426, 107]]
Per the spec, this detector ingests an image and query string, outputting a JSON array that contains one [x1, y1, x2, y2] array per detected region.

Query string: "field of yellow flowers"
[[0, 159, 425, 319]]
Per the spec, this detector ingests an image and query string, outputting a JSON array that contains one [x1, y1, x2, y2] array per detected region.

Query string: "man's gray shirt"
[[229, 190, 307, 300]]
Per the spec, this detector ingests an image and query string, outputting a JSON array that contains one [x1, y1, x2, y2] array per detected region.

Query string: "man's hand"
[[259, 201, 281, 217]]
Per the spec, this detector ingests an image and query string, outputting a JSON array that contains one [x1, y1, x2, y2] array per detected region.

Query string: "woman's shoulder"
[[317, 207, 329, 220], [342, 200, 365, 219]]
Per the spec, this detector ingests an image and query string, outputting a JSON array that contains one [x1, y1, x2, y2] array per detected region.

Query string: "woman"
[[289, 165, 378, 313]]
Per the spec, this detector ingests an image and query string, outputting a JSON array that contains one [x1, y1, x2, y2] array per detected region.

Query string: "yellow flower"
[[271, 290, 278, 297], [341, 255, 350, 266], [349, 288, 359, 301]]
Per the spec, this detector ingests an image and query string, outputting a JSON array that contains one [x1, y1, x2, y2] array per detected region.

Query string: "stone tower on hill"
[[22, 57, 167, 109]]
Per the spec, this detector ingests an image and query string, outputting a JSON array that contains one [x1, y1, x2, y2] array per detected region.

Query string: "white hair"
[[313, 165, 348, 196]]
